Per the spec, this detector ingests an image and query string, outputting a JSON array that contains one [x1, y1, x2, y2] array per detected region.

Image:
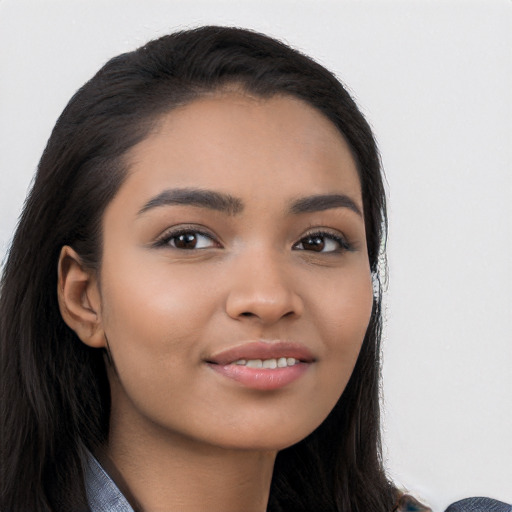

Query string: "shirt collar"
[[84, 450, 135, 512]]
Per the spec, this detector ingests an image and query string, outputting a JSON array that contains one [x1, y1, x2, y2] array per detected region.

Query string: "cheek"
[[98, 261, 223, 427], [99, 258, 219, 368], [310, 266, 374, 377]]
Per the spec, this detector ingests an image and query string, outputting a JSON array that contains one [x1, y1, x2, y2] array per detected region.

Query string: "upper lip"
[[206, 341, 315, 365]]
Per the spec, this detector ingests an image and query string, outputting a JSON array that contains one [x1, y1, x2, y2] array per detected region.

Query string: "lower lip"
[[208, 362, 310, 390]]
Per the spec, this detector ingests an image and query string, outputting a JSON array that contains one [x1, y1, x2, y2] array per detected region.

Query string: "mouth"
[[228, 356, 301, 369], [206, 341, 315, 391]]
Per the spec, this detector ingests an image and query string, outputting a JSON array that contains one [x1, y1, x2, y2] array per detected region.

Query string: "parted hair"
[[0, 26, 395, 511]]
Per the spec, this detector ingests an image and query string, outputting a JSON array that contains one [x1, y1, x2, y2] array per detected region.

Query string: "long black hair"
[[0, 26, 395, 511]]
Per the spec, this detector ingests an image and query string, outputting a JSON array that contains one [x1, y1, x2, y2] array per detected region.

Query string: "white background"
[[1, 1, 510, 510]]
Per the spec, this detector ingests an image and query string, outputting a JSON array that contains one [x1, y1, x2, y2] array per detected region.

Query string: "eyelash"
[[154, 227, 219, 250], [292, 230, 352, 254], [154, 227, 352, 253]]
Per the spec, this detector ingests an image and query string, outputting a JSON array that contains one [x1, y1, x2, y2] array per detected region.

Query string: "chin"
[[201, 418, 325, 453]]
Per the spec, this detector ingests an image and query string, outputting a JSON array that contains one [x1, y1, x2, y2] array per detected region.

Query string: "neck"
[[102, 409, 276, 512]]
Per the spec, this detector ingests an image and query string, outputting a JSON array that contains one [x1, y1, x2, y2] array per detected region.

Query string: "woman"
[[1, 25, 423, 512]]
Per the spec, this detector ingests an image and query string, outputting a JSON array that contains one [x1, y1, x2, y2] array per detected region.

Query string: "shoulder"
[[444, 497, 512, 512], [394, 495, 512, 512]]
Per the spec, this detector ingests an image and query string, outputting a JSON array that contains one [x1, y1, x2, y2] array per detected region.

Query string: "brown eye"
[[301, 235, 326, 252], [293, 232, 349, 253], [173, 233, 200, 249], [156, 230, 218, 250]]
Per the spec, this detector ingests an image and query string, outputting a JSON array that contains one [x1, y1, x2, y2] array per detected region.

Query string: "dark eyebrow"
[[289, 194, 363, 217], [138, 188, 244, 216]]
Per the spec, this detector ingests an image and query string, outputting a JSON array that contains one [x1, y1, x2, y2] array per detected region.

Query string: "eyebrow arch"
[[290, 194, 363, 217], [138, 188, 244, 216]]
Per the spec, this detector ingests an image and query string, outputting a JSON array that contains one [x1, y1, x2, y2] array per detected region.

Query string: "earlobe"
[[57, 246, 106, 348]]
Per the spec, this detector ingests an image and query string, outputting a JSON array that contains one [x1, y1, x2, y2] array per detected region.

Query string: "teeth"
[[246, 359, 263, 368], [263, 359, 277, 369], [232, 357, 298, 368]]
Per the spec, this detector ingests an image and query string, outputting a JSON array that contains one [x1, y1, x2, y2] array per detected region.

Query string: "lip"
[[207, 340, 315, 365], [206, 341, 315, 391]]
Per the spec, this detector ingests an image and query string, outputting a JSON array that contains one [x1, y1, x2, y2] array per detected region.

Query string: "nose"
[[225, 250, 304, 325]]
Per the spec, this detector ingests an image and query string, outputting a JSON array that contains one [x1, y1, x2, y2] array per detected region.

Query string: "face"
[[96, 92, 373, 451]]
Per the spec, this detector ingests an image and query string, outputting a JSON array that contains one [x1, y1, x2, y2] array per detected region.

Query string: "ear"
[[57, 246, 106, 348]]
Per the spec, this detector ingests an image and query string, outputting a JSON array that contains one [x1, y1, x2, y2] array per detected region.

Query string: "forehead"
[[120, 92, 361, 206]]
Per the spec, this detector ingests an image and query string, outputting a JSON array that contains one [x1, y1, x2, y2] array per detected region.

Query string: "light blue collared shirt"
[[84, 451, 135, 512]]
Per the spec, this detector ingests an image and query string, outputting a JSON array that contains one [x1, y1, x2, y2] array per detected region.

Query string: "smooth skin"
[[58, 92, 373, 512]]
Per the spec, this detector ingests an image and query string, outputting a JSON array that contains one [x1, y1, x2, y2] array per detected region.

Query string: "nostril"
[[239, 310, 295, 319], [225, 290, 304, 323]]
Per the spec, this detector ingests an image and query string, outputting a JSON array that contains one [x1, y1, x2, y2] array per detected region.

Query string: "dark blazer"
[[395, 495, 511, 512], [445, 497, 512, 512]]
